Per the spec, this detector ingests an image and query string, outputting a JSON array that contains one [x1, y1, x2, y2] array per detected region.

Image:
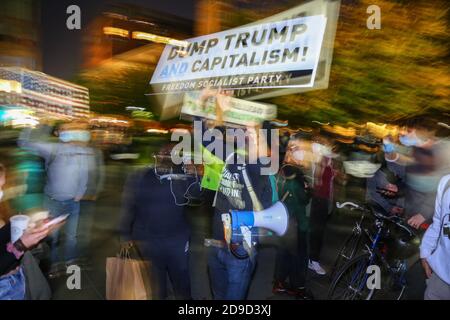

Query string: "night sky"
[[41, 0, 195, 80]]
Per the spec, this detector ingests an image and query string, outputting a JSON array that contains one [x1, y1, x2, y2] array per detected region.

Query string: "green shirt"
[[277, 173, 310, 232]]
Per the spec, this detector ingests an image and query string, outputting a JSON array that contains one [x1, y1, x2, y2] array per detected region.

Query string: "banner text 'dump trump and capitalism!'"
[[150, 15, 327, 94]]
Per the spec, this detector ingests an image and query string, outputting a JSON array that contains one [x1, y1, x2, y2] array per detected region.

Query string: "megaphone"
[[229, 201, 288, 236]]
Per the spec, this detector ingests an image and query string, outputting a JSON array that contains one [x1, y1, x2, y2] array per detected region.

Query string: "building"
[[77, 3, 194, 116], [82, 3, 193, 68], [0, 67, 89, 119], [0, 0, 42, 70]]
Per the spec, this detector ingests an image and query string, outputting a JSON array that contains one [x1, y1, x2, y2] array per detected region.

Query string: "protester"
[[18, 122, 95, 275], [308, 136, 337, 275], [0, 163, 56, 300], [366, 136, 405, 215], [208, 132, 274, 299], [273, 137, 313, 299], [120, 144, 193, 300], [399, 118, 441, 229], [420, 174, 450, 300]]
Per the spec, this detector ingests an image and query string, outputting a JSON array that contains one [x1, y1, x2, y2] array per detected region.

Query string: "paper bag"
[[106, 248, 151, 300]]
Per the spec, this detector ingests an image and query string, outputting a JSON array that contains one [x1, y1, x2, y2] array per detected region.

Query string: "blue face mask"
[[59, 131, 71, 142], [59, 130, 91, 142], [383, 142, 395, 153], [399, 134, 418, 147]]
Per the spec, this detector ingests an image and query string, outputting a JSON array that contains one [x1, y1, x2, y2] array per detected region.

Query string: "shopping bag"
[[106, 247, 151, 300]]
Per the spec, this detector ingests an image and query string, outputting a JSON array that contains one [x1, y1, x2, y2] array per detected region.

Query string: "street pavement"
[[48, 164, 426, 300]]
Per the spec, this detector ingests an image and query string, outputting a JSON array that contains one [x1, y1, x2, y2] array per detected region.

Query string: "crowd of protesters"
[[0, 96, 449, 300]]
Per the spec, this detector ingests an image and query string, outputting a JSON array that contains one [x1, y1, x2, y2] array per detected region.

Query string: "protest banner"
[[150, 15, 327, 94]]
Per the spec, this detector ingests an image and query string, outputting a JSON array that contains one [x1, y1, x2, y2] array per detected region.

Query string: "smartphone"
[[42, 214, 70, 228]]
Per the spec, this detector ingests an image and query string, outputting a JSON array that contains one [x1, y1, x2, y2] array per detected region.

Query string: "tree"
[[270, 0, 449, 125]]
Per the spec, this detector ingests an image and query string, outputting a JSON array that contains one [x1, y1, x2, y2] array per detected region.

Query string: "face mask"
[[322, 146, 333, 157], [292, 150, 305, 161], [312, 142, 333, 158], [0, 190, 3, 201], [59, 130, 91, 142], [59, 131, 71, 142], [312, 142, 321, 155], [399, 132, 422, 147], [383, 142, 395, 153]]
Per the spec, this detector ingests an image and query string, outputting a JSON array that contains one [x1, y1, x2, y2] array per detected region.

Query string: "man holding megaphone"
[[207, 120, 282, 300]]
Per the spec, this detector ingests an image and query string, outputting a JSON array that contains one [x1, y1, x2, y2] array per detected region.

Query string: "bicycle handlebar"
[[336, 202, 362, 210], [336, 201, 417, 237], [383, 215, 416, 237]]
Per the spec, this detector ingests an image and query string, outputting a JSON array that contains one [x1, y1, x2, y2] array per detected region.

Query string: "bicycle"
[[330, 204, 366, 279], [327, 201, 420, 300]]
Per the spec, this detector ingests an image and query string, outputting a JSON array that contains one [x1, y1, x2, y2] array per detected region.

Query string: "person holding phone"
[[0, 163, 61, 300], [366, 137, 406, 216]]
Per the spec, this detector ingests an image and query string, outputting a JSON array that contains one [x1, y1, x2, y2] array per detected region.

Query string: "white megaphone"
[[229, 201, 288, 236]]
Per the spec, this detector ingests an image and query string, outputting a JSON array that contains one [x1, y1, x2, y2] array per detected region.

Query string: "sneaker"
[[272, 281, 289, 295], [308, 260, 326, 275], [288, 287, 315, 300]]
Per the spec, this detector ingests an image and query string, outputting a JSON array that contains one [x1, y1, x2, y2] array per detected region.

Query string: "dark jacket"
[[0, 224, 20, 276], [213, 158, 274, 242], [120, 168, 191, 242], [366, 159, 405, 214]]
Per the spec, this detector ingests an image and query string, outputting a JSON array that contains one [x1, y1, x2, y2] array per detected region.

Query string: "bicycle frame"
[[349, 218, 409, 299]]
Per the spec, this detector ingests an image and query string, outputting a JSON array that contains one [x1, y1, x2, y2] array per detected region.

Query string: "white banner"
[[150, 15, 327, 94]]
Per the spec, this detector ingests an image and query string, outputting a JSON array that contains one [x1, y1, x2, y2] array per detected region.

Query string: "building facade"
[[0, 67, 89, 118]]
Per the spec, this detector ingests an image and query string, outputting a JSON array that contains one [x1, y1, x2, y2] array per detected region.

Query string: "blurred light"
[[126, 106, 145, 111], [147, 129, 169, 134], [103, 27, 129, 38], [323, 124, 356, 137], [11, 117, 39, 128], [103, 12, 128, 20], [1, 109, 38, 128], [170, 128, 190, 134], [131, 110, 153, 119], [129, 19, 155, 26], [366, 122, 398, 138], [91, 116, 129, 125], [0, 80, 22, 93], [131, 31, 188, 47], [110, 153, 139, 160]]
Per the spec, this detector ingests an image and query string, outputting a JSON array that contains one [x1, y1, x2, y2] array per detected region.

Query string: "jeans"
[[78, 200, 95, 259], [0, 268, 26, 300], [136, 234, 191, 300], [44, 195, 80, 264], [208, 247, 256, 300]]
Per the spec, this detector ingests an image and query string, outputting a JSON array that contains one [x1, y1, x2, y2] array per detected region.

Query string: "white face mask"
[[292, 150, 305, 161], [0, 190, 3, 201], [312, 142, 321, 154], [312, 143, 332, 157]]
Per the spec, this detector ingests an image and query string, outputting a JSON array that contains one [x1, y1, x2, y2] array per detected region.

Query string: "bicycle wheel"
[[327, 253, 377, 300], [331, 230, 362, 279]]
